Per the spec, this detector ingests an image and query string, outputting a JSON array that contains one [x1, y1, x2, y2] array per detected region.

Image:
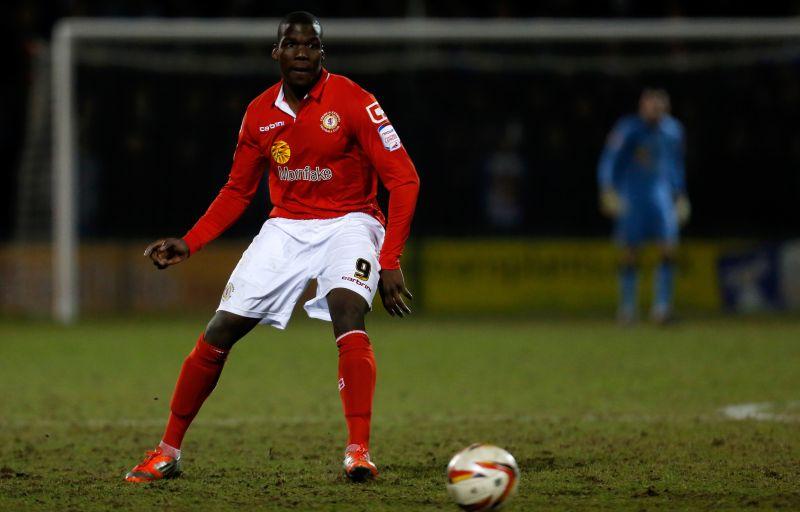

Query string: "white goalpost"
[[51, 17, 800, 323]]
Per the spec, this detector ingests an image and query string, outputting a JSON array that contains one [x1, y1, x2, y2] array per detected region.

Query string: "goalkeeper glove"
[[676, 194, 691, 226], [599, 189, 624, 218]]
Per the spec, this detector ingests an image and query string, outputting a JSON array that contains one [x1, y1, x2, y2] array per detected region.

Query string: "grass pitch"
[[1, 315, 799, 510]]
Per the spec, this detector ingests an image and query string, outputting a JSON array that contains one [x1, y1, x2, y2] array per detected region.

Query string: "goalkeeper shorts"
[[615, 201, 678, 248]]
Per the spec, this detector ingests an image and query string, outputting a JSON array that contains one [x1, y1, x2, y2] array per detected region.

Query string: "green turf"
[[1, 316, 799, 510]]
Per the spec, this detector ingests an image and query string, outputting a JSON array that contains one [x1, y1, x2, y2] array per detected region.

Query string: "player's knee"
[[203, 311, 257, 350], [331, 306, 367, 334], [328, 289, 368, 336], [203, 321, 237, 350]]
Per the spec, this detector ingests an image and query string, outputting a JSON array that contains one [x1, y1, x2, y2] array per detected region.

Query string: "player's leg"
[[126, 220, 310, 482], [328, 288, 373, 445], [651, 204, 680, 323], [327, 288, 378, 481], [328, 287, 369, 337], [125, 312, 259, 483], [160, 312, 260, 452], [618, 246, 640, 324], [302, 213, 385, 481], [615, 205, 643, 323], [204, 310, 263, 349], [652, 244, 676, 323]]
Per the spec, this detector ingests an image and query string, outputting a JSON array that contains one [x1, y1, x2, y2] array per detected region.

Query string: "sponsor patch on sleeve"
[[378, 124, 402, 152]]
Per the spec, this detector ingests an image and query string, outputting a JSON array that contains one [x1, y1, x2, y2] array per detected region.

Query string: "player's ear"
[[271, 43, 279, 61], [320, 47, 325, 61]]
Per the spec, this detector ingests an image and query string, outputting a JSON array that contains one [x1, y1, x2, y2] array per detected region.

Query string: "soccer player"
[[597, 88, 689, 324], [125, 12, 419, 483]]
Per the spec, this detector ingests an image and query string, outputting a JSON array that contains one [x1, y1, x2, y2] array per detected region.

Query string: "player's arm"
[[145, 108, 266, 269], [350, 94, 420, 317], [597, 120, 629, 218], [671, 123, 691, 226]]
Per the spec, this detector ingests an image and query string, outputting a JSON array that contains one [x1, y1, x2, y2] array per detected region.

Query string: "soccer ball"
[[446, 444, 520, 511]]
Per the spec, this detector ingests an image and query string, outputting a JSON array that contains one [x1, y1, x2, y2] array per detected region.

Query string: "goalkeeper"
[[597, 88, 689, 323]]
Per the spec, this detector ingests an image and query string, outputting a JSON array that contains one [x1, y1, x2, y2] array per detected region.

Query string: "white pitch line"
[[719, 402, 800, 423]]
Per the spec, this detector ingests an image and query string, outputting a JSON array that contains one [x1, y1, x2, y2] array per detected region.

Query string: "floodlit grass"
[[1, 316, 799, 510]]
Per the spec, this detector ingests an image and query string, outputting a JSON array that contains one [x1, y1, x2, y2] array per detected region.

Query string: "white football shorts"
[[217, 212, 385, 329]]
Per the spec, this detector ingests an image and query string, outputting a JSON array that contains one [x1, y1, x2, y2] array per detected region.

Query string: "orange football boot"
[[124, 447, 182, 482], [343, 444, 378, 482]]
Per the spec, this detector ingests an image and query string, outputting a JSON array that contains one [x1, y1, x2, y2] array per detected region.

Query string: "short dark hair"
[[277, 11, 323, 40], [642, 87, 670, 102]]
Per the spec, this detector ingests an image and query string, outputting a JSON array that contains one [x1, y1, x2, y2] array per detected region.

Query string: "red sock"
[[336, 330, 376, 449], [162, 334, 229, 449]]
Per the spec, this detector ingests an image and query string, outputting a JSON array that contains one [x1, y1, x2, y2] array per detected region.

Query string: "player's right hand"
[[599, 189, 624, 218], [143, 238, 190, 270]]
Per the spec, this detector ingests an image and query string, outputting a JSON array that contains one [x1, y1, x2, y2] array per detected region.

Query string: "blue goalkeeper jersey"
[[597, 114, 686, 207]]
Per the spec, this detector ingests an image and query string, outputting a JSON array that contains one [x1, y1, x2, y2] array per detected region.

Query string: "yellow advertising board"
[[418, 239, 728, 314]]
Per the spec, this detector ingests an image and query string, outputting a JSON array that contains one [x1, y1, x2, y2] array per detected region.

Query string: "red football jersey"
[[183, 69, 420, 269]]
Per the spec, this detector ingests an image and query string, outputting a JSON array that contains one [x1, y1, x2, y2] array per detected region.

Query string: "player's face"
[[272, 24, 324, 89], [639, 94, 668, 124]]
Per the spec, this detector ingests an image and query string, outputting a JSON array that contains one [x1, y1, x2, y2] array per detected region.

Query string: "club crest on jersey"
[[320, 111, 341, 133], [366, 101, 388, 124], [271, 140, 291, 164]]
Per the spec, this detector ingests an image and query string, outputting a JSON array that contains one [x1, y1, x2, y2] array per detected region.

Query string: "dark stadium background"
[[2, 0, 800, 243]]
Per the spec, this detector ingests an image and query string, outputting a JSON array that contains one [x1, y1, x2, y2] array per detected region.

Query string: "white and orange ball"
[[446, 444, 520, 511]]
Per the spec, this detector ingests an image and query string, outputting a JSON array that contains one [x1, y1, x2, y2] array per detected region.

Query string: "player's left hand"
[[379, 268, 413, 318], [676, 194, 691, 226]]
